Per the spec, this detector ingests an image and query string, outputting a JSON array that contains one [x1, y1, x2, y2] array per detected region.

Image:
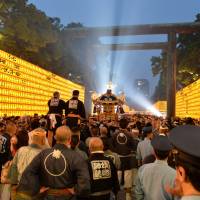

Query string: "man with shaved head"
[[55, 126, 72, 144], [88, 137, 120, 200], [16, 126, 90, 200], [89, 137, 104, 152]]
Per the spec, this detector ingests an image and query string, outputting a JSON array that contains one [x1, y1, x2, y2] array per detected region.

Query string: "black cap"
[[169, 125, 200, 159], [151, 134, 172, 151], [73, 90, 79, 96], [142, 126, 152, 134]]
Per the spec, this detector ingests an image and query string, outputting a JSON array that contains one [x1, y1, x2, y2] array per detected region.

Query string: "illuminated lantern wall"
[[153, 78, 200, 119], [176, 78, 200, 119], [153, 101, 167, 115], [0, 50, 85, 116]]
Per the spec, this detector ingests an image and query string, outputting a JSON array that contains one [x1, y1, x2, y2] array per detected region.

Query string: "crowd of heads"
[[1, 113, 200, 153], [1, 112, 200, 198]]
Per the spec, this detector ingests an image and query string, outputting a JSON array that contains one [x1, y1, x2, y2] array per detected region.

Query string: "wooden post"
[[167, 32, 176, 120]]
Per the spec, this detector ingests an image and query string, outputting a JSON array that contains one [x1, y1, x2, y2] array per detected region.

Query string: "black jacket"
[[48, 98, 66, 115], [65, 97, 86, 119], [88, 153, 120, 195], [112, 129, 137, 156], [112, 129, 138, 169], [17, 144, 90, 197]]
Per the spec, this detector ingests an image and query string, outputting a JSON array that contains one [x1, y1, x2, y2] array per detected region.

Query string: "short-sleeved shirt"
[[135, 159, 176, 200], [136, 138, 154, 161]]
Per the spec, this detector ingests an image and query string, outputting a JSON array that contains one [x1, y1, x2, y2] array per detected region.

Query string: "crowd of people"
[[0, 90, 200, 200]]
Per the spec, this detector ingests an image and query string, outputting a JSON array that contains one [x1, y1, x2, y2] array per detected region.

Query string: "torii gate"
[[65, 22, 200, 119]]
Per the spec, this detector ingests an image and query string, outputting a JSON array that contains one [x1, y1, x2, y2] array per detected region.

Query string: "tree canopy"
[[151, 14, 200, 101], [0, 0, 57, 54], [0, 0, 105, 90]]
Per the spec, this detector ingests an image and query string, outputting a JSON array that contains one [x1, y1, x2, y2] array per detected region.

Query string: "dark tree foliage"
[[151, 14, 200, 101], [0, 0, 106, 90], [0, 0, 58, 55]]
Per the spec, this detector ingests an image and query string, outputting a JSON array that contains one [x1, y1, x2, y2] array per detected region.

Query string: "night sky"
[[28, 0, 200, 95]]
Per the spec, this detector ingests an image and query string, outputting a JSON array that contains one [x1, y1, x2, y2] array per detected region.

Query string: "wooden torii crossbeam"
[[93, 42, 168, 51], [65, 22, 200, 36], [65, 22, 200, 119]]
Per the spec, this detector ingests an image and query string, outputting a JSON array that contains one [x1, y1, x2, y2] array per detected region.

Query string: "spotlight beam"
[[104, 42, 167, 83], [94, 42, 168, 51]]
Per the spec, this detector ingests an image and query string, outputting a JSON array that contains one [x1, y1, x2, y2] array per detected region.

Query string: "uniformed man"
[[47, 91, 66, 146], [88, 137, 120, 200], [65, 90, 86, 128], [16, 126, 90, 200], [112, 118, 138, 200], [135, 134, 176, 200], [167, 125, 200, 199]]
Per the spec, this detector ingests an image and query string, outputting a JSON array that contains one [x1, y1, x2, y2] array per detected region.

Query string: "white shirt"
[[136, 137, 154, 161], [135, 159, 176, 200]]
